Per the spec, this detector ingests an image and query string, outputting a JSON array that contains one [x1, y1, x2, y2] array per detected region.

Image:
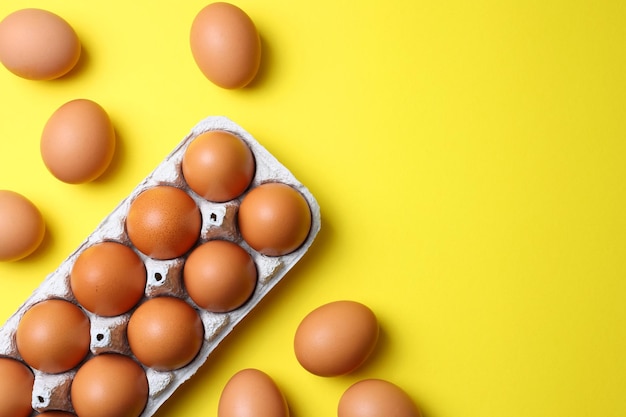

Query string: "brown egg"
[[0, 190, 45, 261], [126, 186, 201, 260], [41, 99, 116, 184], [182, 130, 255, 202], [127, 296, 204, 371], [70, 241, 147, 316], [16, 299, 90, 374], [0, 8, 80, 80], [190, 2, 261, 89], [37, 412, 76, 417], [218, 368, 289, 417], [238, 182, 312, 256], [294, 300, 378, 377], [0, 357, 34, 417], [338, 379, 422, 417], [184, 240, 257, 312], [71, 354, 148, 417]]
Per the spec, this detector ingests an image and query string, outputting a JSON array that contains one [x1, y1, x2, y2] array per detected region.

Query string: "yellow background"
[[1, 0, 625, 416]]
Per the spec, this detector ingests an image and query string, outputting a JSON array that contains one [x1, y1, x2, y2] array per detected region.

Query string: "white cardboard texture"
[[0, 116, 321, 416]]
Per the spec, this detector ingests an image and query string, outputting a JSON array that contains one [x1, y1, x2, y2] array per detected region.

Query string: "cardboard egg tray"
[[0, 116, 321, 416]]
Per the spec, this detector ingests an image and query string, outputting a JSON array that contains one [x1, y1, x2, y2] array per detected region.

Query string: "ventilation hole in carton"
[[38, 396, 44, 403], [210, 212, 217, 222], [96, 333, 104, 341], [155, 272, 163, 282]]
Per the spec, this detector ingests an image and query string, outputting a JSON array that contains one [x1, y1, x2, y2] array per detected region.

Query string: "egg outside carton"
[[0, 116, 321, 416]]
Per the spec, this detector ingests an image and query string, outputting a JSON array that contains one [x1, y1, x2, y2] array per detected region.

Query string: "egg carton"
[[0, 116, 321, 416]]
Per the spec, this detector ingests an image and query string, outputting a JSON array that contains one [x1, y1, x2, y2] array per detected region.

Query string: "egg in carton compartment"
[[0, 116, 321, 416]]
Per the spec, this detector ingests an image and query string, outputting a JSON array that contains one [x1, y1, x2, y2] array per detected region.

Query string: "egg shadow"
[[336, 324, 429, 417], [16, 222, 54, 264], [284, 400, 304, 417], [243, 34, 272, 90], [91, 126, 126, 184], [52, 42, 92, 82], [275, 209, 332, 287], [344, 323, 390, 381], [153, 216, 335, 415]]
